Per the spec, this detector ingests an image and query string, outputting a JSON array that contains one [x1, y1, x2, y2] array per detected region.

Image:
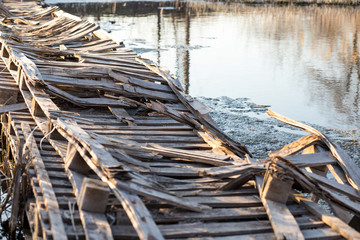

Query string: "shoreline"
[[199, 96, 360, 165], [45, 0, 360, 6]]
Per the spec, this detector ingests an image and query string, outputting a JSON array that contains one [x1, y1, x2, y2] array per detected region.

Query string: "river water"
[[47, 1, 360, 130]]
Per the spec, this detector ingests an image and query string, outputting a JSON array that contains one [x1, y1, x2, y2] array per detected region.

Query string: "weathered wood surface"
[[0, 1, 358, 240], [267, 110, 360, 191]]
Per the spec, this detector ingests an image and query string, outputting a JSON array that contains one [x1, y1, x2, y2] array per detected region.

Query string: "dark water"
[[47, 1, 360, 130]]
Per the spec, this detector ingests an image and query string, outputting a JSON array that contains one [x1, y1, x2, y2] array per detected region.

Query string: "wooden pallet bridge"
[[0, 0, 359, 239]]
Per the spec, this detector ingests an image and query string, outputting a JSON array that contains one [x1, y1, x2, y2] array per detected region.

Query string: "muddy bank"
[[199, 96, 360, 165]]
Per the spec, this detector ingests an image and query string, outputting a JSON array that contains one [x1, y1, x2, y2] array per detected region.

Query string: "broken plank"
[[267, 110, 360, 191], [269, 134, 322, 158]]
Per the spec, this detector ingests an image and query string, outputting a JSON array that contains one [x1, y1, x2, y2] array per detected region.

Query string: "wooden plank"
[[269, 134, 322, 157], [109, 70, 173, 92], [201, 163, 264, 178], [153, 204, 307, 223], [286, 151, 336, 167], [89, 129, 197, 137], [9, 164, 22, 235], [142, 145, 231, 166], [183, 195, 261, 207], [220, 168, 264, 190], [262, 199, 305, 240], [149, 166, 200, 177]]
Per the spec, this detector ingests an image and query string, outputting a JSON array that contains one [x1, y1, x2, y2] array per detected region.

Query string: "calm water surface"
[[48, 1, 360, 130]]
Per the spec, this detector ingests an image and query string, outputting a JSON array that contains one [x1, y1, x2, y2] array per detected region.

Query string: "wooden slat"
[[183, 195, 261, 207], [0, 103, 27, 114], [153, 204, 307, 223]]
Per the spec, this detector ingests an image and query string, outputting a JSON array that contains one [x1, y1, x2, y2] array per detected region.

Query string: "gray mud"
[[198, 96, 360, 166]]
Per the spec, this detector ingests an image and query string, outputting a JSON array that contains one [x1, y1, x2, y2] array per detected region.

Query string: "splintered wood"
[[0, 1, 358, 240]]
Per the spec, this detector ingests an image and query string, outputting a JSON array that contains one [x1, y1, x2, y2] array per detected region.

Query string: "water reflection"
[[50, 1, 360, 129]]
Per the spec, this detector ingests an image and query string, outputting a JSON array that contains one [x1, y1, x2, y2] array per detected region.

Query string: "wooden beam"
[[261, 169, 294, 204], [79, 177, 110, 213]]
